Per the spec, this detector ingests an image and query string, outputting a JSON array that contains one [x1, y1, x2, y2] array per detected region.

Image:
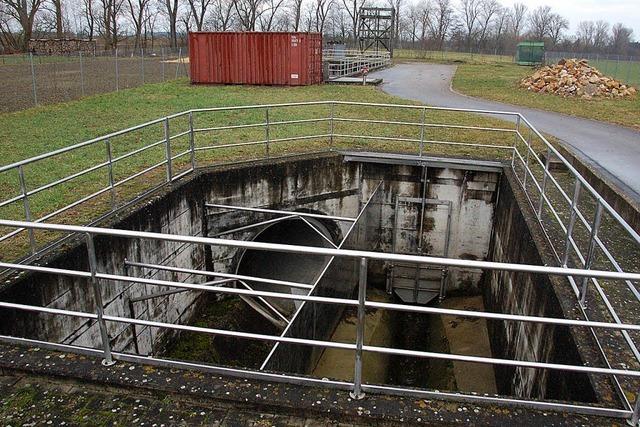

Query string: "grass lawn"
[[394, 49, 513, 65], [0, 78, 533, 261], [452, 62, 640, 130]]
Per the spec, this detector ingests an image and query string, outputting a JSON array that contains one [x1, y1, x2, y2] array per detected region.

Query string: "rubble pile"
[[520, 58, 637, 99]]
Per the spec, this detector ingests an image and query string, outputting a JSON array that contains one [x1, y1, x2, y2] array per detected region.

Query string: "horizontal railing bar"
[[194, 134, 330, 153], [36, 186, 112, 223], [169, 130, 191, 140], [363, 344, 640, 377], [0, 335, 629, 419], [25, 160, 110, 198], [171, 149, 191, 161], [113, 160, 167, 188], [2, 298, 640, 379], [333, 133, 513, 150], [0, 193, 25, 209], [205, 203, 357, 222], [333, 117, 516, 133], [518, 115, 640, 245], [0, 112, 188, 173], [1, 220, 639, 282], [110, 139, 166, 164], [124, 260, 314, 290], [195, 118, 330, 133]]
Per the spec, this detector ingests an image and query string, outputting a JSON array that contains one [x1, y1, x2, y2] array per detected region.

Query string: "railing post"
[[419, 107, 426, 156], [264, 107, 271, 158], [105, 139, 116, 209], [164, 117, 173, 181], [537, 147, 551, 218], [29, 52, 37, 106], [86, 233, 115, 366], [630, 392, 640, 426], [189, 111, 196, 170], [562, 180, 581, 267], [511, 116, 520, 170], [329, 102, 335, 151], [579, 202, 604, 307], [350, 257, 367, 400], [522, 128, 531, 186], [18, 165, 36, 253]]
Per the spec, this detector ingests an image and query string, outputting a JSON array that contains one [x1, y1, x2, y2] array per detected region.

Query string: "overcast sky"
[[499, 0, 639, 41]]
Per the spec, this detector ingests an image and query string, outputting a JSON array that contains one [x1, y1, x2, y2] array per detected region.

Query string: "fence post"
[[189, 111, 196, 170], [161, 47, 166, 82], [522, 128, 532, 187], [579, 202, 603, 307], [86, 233, 115, 366], [175, 47, 182, 79], [164, 118, 173, 181], [29, 52, 37, 106], [18, 165, 36, 253], [105, 139, 116, 209], [537, 147, 551, 218], [350, 257, 367, 401], [419, 107, 426, 156], [562, 180, 581, 267], [140, 47, 144, 84], [264, 107, 271, 158], [79, 51, 85, 97], [115, 48, 119, 91]]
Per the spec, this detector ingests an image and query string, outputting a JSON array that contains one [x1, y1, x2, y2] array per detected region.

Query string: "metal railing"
[[1, 101, 640, 421], [0, 219, 639, 421], [323, 50, 391, 80]]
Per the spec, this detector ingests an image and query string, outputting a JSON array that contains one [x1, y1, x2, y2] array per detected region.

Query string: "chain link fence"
[[545, 51, 640, 87], [0, 47, 190, 113]]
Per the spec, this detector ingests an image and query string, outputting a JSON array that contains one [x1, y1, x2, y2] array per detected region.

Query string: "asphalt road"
[[370, 63, 640, 201]]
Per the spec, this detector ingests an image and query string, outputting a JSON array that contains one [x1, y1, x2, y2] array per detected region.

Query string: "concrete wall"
[[359, 162, 500, 291], [483, 172, 597, 402]]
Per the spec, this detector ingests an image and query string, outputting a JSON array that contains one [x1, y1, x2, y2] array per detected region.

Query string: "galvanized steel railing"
[[1, 101, 640, 421], [323, 50, 391, 80]]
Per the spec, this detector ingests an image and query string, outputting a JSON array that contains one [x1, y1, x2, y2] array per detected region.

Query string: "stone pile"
[[520, 58, 636, 99]]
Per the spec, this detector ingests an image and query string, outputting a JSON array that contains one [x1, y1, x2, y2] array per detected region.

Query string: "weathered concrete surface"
[[370, 63, 640, 204], [0, 342, 621, 426], [484, 170, 618, 404]]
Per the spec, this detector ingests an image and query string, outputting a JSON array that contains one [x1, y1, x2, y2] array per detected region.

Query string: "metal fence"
[[545, 51, 640, 87], [0, 101, 639, 421], [323, 49, 391, 80], [0, 47, 190, 113]]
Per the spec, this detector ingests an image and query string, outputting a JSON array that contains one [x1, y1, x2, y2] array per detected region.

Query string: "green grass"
[[0, 78, 532, 261], [452, 62, 640, 130], [394, 49, 514, 64], [546, 55, 640, 87]]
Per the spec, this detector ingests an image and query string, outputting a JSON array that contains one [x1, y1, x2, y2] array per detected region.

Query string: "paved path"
[[370, 63, 640, 201]]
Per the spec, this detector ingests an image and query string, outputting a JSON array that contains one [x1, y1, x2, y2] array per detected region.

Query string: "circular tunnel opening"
[[236, 216, 338, 319]]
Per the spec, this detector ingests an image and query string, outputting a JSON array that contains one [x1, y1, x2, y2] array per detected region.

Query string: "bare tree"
[[340, 0, 365, 43], [547, 12, 567, 46], [592, 20, 610, 51], [476, 0, 499, 50], [0, 0, 45, 50], [98, 0, 123, 49], [528, 5, 551, 40], [611, 23, 633, 54], [233, 0, 263, 30], [576, 20, 595, 49], [81, 0, 95, 39], [187, 0, 212, 30], [258, 0, 285, 30], [288, 0, 302, 31], [126, 0, 149, 48], [427, 0, 453, 50], [492, 3, 507, 54], [509, 2, 526, 39], [459, 0, 480, 51], [386, 0, 401, 47], [314, 0, 332, 33], [418, 0, 430, 46], [50, 0, 63, 36], [162, 0, 178, 48], [207, 0, 233, 30]]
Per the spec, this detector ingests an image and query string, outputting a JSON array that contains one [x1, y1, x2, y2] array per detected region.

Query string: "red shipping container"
[[189, 32, 323, 86]]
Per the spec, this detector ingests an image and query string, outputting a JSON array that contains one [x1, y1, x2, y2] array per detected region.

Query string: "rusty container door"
[[189, 32, 323, 86]]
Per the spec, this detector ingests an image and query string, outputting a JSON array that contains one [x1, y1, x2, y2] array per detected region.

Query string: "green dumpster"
[[516, 41, 544, 65]]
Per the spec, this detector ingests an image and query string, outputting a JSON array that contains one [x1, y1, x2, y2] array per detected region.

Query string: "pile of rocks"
[[520, 58, 636, 99]]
